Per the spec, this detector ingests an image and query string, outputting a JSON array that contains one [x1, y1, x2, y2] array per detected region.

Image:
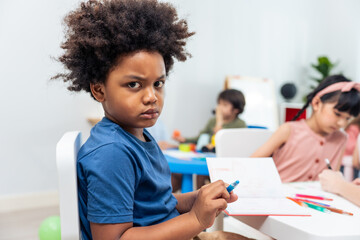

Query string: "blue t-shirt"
[[77, 117, 179, 240]]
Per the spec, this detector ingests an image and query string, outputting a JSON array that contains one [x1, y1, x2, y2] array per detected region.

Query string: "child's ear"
[[90, 83, 105, 102], [311, 96, 321, 111]]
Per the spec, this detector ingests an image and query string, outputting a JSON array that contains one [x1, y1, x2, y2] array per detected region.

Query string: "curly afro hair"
[[53, 0, 194, 98]]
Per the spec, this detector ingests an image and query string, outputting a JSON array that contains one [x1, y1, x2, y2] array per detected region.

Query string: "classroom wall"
[[0, 0, 359, 197], [162, 0, 360, 137]]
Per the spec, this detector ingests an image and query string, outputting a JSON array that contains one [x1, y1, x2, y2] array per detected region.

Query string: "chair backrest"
[[56, 131, 82, 240], [215, 128, 273, 157]]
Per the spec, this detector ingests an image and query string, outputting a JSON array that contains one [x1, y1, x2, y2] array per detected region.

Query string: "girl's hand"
[[352, 178, 360, 186], [319, 169, 345, 194], [189, 180, 237, 229]]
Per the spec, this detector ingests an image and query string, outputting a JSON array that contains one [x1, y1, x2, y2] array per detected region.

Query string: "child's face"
[[217, 99, 239, 120], [93, 51, 166, 138], [315, 101, 351, 134]]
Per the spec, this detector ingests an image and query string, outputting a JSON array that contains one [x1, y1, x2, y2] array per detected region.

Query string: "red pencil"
[[295, 194, 333, 201]]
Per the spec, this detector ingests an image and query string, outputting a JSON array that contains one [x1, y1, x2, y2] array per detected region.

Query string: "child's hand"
[[189, 180, 238, 229], [172, 135, 186, 143], [172, 130, 186, 143], [319, 169, 345, 194], [352, 178, 360, 186], [215, 105, 224, 125], [213, 106, 225, 133]]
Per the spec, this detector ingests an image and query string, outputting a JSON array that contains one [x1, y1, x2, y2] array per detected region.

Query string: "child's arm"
[[352, 144, 360, 169], [157, 141, 179, 150], [173, 191, 198, 214], [172, 134, 186, 143], [90, 180, 236, 240], [251, 123, 291, 157], [173, 119, 214, 144], [319, 170, 360, 207]]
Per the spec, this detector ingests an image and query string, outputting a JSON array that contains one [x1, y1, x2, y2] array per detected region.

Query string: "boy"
[[54, 0, 248, 239], [173, 89, 246, 146]]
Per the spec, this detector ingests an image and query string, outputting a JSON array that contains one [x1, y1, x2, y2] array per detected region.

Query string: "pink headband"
[[315, 82, 360, 99]]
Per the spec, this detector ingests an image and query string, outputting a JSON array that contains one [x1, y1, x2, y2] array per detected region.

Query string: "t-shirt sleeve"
[[84, 143, 139, 224]]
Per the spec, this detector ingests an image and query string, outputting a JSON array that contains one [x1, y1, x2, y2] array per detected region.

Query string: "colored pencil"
[[295, 194, 333, 201]]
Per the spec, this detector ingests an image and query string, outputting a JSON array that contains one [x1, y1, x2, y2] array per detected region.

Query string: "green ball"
[[38, 215, 61, 240]]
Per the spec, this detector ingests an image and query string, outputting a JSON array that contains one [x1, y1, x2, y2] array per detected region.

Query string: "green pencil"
[[302, 201, 330, 213]]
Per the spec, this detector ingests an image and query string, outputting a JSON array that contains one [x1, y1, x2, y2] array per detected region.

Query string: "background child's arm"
[[353, 178, 360, 185], [251, 123, 291, 157], [352, 144, 360, 169], [90, 181, 236, 240]]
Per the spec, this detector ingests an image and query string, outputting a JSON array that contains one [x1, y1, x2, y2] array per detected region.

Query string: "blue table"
[[164, 150, 212, 193]]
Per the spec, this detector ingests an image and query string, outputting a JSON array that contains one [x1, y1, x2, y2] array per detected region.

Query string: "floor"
[[0, 206, 59, 240]]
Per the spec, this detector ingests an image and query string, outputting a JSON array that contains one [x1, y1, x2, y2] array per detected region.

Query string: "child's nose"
[[143, 87, 157, 104]]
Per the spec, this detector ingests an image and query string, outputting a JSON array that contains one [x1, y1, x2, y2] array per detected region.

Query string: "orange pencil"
[[322, 206, 353, 216], [287, 197, 303, 206]]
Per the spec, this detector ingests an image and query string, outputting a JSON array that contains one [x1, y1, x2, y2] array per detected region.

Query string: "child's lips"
[[141, 109, 159, 119], [330, 126, 338, 131]]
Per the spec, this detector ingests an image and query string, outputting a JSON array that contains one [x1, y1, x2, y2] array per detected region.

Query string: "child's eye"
[[333, 110, 341, 117], [154, 80, 165, 88], [128, 82, 141, 89]]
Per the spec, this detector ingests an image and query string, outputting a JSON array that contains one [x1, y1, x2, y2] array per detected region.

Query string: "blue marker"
[[226, 180, 240, 193]]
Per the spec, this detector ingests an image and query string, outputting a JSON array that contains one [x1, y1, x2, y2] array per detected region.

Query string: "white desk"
[[231, 182, 360, 240]]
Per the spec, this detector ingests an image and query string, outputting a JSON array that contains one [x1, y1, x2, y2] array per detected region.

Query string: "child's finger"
[[212, 198, 228, 213], [228, 192, 238, 203], [202, 180, 231, 200]]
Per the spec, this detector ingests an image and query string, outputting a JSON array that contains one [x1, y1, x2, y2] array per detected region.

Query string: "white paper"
[[206, 157, 310, 216]]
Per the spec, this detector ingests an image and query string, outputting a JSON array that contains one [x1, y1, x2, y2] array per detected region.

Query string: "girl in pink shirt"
[[252, 75, 360, 182]]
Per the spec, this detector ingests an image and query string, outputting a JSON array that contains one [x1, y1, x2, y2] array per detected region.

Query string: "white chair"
[[215, 128, 274, 157], [56, 131, 82, 240]]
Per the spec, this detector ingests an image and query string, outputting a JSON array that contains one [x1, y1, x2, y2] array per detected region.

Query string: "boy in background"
[[173, 89, 246, 147], [54, 0, 248, 239]]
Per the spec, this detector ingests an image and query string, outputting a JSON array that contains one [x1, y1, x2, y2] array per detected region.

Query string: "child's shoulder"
[[79, 118, 134, 158], [234, 117, 246, 125], [280, 119, 308, 132], [274, 122, 292, 141], [277, 121, 293, 133]]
